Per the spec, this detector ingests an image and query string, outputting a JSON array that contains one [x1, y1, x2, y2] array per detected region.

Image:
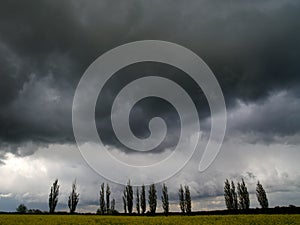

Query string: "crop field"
[[0, 214, 300, 225]]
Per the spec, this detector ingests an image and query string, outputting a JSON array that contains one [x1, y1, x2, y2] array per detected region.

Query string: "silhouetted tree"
[[161, 183, 169, 215], [68, 180, 79, 214], [16, 204, 27, 214], [231, 181, 238, 210], [125, 180, 133, 214], [141, 184, 146, 215], [185, 185, 192, 214], [256, 181, 268, 209], [224, 179, 238, 211], [99, 183, 105, 214], [237, 178, 250, 210], [136, 187, 140, 214], [106, 183, 111, 213], [179, 185, 185, 214], [224, 179, 233, 210], [49, 179, 59, 213], [148, 184, 157, 214]]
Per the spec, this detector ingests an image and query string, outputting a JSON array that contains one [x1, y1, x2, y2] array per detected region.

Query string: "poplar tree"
[[179, 185, 185, 214], [231, 181, 238, 210], [126, 180, 133, 214], [148, 184, 157, 214], [141, 184, 146, 214], [224, 179, 233, 210], [99, 183, 105, 214], [136, 187, 140, 214], [237, 179, 250, 210], [185, 185, 192, 214], [68, 180, 79, 214], [49, 179, 59, 213], [161, 183, 169, 215], [256, 181, 268, 209], [106, 184, 111, 213]]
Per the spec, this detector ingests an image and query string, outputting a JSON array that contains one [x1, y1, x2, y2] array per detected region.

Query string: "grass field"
[[0, 214, 300, 225]]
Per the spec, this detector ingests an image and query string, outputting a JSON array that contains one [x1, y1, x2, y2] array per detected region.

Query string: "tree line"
[[16, 178, 269, 214], [224, 178, 269, 210], [46, 179, 192, 215], [120, 180, 192, 215]]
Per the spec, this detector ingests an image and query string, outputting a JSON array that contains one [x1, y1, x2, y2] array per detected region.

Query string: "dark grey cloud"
[[96, 62, 208, 153], [225, 91, 300, 144], [0, 0, 300, 155]]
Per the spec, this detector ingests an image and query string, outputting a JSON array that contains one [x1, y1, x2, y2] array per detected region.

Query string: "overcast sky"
[[1, 0, 300, 212]]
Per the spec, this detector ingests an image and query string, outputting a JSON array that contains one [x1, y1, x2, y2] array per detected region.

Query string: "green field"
[[0, 214, 300, 225]]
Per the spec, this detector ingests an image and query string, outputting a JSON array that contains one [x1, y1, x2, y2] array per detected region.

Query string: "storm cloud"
[[1, 0, 300, 149], [0, 0, 300, 212]]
